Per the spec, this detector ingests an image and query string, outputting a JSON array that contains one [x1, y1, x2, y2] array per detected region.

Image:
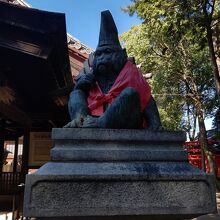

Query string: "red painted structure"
[[184, 140, 220, 178]]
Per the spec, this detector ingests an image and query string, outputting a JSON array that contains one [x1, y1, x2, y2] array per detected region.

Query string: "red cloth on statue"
[[87, 60, 151, 116]]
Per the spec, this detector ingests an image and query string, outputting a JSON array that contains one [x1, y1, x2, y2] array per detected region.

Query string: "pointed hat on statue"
[[97, 10, 122, 49]]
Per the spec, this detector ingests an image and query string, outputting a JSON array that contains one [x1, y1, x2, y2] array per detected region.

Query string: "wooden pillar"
[[21, 127, 30, 182], [13, 136, 19, 173], [0, 119, 5, 173]]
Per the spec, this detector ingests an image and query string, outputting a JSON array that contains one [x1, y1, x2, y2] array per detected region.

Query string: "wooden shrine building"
[[0, 1, 92, 217]]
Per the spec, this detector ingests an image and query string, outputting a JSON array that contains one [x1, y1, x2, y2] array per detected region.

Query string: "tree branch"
[[151, 48, 167, 58], [210, 0, 216, 20], [211, 17, 220, 28]]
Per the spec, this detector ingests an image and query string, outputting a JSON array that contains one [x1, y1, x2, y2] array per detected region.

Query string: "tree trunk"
[[197, 102, 218, 181], [203, 2, 220, 104], [186, 103, 192, 141], [191, 107, 197, 140], [197, 109, 208, 171], [206, 24, 220, 104], [187, 109, 197, 141]]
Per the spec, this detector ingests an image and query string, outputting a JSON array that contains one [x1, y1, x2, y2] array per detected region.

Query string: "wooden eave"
[[68, 46, 89, 61], [0, 1, 72, 128]]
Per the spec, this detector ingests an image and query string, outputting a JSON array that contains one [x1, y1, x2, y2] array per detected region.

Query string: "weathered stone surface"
[[52, 128, 186, 142], [23, 128, 217, 219], [51, 147, 187, 162], [51, 128, 187, 162]]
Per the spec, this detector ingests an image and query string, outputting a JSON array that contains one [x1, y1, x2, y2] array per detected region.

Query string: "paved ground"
[[192, 192, 220, 220]]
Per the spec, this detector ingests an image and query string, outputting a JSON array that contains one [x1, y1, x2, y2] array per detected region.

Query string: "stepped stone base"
[[23, 128, 217, 219]]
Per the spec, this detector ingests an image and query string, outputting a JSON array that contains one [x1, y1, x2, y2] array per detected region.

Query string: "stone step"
[[51, 128, 187, 162], [34, 161, 209, 179], [52, 128, 186, 143], [51, 147, 188, 161]]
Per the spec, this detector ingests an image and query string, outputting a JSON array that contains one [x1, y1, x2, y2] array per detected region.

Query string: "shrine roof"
[[0, 0, 93, 129], [0, 1, 72, 127]]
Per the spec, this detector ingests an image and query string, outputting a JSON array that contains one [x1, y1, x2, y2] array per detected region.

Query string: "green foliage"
[[120, 0, 218, 131]]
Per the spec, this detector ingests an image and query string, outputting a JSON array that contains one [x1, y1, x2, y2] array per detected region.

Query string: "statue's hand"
[[82, 115, 100, 128], [63, 115, 84, 128], [74, 72, 95, 92]]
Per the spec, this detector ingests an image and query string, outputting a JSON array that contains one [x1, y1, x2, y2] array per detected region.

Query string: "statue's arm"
[[68, 89, 89, 120], [143, 96, 162, 130], [64, 72, 95, 127], [63, 89, 89, 128]]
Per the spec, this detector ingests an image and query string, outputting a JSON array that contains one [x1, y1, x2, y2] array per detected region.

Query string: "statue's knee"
[[116, 87, 140, 110], [120, 87, 138, 98]]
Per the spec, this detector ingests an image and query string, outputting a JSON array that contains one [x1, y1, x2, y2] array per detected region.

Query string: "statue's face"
[[93, 45, 127, 77]]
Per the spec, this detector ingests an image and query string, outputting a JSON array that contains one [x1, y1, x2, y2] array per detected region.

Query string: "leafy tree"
[[123, 0, 220, 104], [121, 24, 216, 131]]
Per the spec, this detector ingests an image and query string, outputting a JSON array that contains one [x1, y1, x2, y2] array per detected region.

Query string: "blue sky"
[[26, 0, 141, 49]]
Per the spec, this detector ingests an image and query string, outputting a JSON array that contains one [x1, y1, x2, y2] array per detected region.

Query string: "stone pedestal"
[[23, 128, 217, 219]]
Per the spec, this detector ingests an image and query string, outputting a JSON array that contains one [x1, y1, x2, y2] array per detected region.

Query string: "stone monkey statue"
[[65, 10, 161, 129]]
